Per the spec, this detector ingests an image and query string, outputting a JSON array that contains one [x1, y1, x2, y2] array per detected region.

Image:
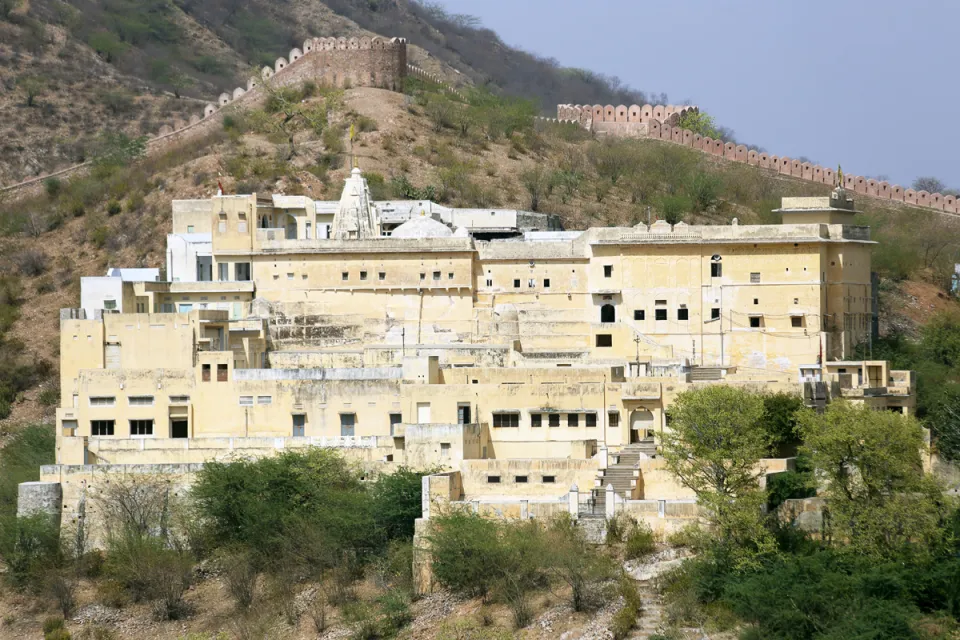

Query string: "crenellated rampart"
[[552, 103, 960, 215], [1, 36, 408, 198]]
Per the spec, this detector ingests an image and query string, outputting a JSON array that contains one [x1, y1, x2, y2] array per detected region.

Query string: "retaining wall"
[[551, 103, 960, 215], [1, 36, 408, 199]]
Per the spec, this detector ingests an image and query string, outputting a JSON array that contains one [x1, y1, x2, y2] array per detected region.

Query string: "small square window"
[[655, 309, 667, 321], [750, 272, 761, 283], [378, 272, 386, 281], [596, 334, 613, 347], [791, 316, 804, 328], [287, 273, 294, 280], [514, 279, 521, 288], [711, 308, 720, 320], [543, 278, 550, 288], [239, 395, 253, 406], [487, 475, 501, 484], [586, 413, 597, 427], [568, 413, 579, 427], [677, 308, 689, 320], [793, 298, 799, 304], [549, 414, 560, 427], [753, 298, 759, 305], [634, 310, 645, 320], [448, 272, 454, 279], [515, 475, 528, 483], [608, 411, 620, 428], [543, 475, 556, 483], [750, 316, 762, 328], [433, 271, 441, 281], [217, 364, 228, 381], [531, 414, 542, 427], [420, 273, 426, 281], [603, 265, 613, 277], [360, 271, 368, 280], [342, 272, 349, 281]]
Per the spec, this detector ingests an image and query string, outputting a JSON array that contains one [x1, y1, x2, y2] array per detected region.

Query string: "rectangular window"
[[603, 265, 613, 277], [235, 263, 251, 281], [378, 272, 386, 281], [791, 316, 804, 328], [531, 414, 542, 428], [485, 279, 493, 287], [586, 413, 597, 427], [568, 413, 579, 427], [711, 308, 720, 320], [487, 476, 501, 484], [218, 263, 230, 281], [128, 396, 154, 406], [596, 334, 612, 347], [513, 279, 521, 288], [542, 475, 556, 483], [528, 279, 535, 288], [89, 396, 116, 407], [655, 309, 667, 321], [293, 414, 306, 437], [257, 396, 272, 405], [340, 413, 356, 437], [169, 395, 190, 404], [217, 364, 228, 381], [420, 273, 425, 281], [440, 442, 451, 458], [433, 271, 441, 281], [360, 271, 367, 281], [515, 476, 528, 483], [187, 225, 195, 233], [677, 308, 689, 321], [239, 396, 253, 406], [711, 262, 722, 277], [130, 419, 153, 436], [389, 413, 402, 435], [749, 316, 762, 328], [634, 310, 645, 320], [448, 272, 454, 280], [492, 413, 520, 428], [750, 272, 761, 283], [549, 414, 560, 427], [608, 411, 620, 428], [342, 272, 349, 281], [91, 420, 115, 436], [202, 364, 211, 381], [543, 278, 550, 288]]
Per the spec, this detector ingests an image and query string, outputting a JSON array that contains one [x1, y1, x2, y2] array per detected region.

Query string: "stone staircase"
[[688, 366, 723, 381], [635, 582, 666, 638], [585, 439, 658, 513]]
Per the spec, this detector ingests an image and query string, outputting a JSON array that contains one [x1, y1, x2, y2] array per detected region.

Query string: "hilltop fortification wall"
[[552, 103, 960, 215], [1, 36, 408, 198]]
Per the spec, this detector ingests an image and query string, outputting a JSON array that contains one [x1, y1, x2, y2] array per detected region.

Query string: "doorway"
[[293, 414, 306, 437], [600, 304, 616, 323], [170, 419, 188, 439]]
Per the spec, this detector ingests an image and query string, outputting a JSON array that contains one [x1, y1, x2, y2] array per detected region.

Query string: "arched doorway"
[[629, 408, 654, 443], [600, 304, 616, 323]]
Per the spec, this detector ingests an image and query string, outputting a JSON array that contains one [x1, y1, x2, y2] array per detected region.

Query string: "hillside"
[[0, 0, 959, 431]]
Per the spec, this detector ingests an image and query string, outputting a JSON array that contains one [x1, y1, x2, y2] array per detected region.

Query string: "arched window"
[[600, 304, 616, 323]]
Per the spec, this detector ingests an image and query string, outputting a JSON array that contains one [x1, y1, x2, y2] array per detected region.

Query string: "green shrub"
[[0, 424, 55, 517], [610, 575, 643, 640], [106, 200, 122, 216], [658, 194, 690, 225], [0, 514, 61, 591], [685, 170, 721, 212], [624, 522, 656, 560], [44, 177, 62, 198], [371, 467, 434, 541], [428, 511, 503, 598], [39, 387, 59, 406]]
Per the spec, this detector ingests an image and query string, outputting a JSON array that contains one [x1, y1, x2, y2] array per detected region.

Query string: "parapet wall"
[[551, 103, 960, 215], [1, 36, 408, 198]]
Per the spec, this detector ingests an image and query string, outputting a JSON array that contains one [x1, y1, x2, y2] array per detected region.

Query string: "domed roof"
[[452, 226, 470, 237], [391, 214, 453, 239]]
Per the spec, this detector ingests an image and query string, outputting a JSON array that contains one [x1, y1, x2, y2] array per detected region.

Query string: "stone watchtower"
[[330, 167, 382, 239]]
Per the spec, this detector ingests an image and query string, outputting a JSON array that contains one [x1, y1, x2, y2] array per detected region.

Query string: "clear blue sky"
[[436, 0, 959, 189]]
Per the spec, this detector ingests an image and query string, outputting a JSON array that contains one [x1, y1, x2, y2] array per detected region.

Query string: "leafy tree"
[[677, 110, 721, 139], [797, 401, 946, 558], [88, 30, 127, 62], [760, 392, 805, 454], [428, 511, 504, 598], [661, 386, 775, 563], [545, 515, 615, 612], [17, 75, 45, 107], [520, 166, 550, 211], [91, 132, 147, 171], [371, 466, 434, 541]]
